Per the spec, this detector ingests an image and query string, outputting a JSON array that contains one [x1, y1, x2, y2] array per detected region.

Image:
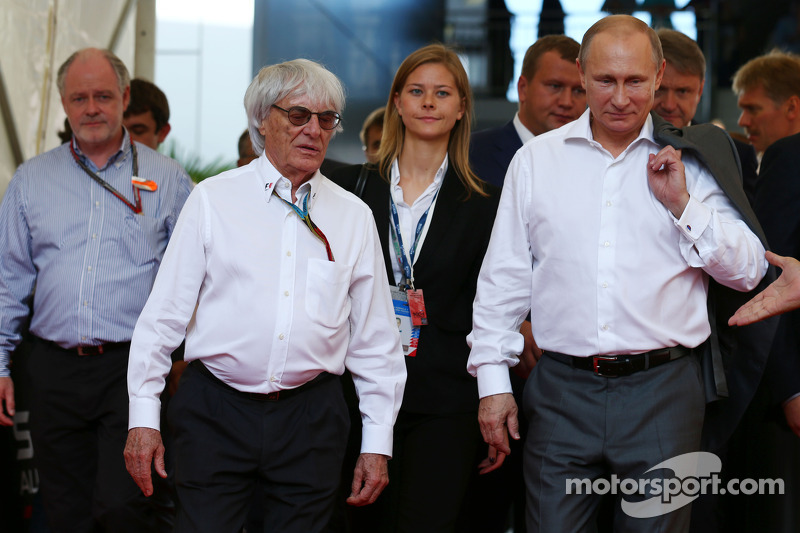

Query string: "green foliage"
[[162, 140, 235, 183]]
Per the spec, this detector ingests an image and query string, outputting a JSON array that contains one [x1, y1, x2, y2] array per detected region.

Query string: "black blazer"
[[469, 120, 523, 187], [330, 164, 500, 414], [754, 132, 800, 406]]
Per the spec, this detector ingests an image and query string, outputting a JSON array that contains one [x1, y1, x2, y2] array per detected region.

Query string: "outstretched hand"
[[729, 252, 800, 326]]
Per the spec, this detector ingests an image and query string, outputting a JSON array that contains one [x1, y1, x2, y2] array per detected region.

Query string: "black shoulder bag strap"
[[354, 164, 369, 198]]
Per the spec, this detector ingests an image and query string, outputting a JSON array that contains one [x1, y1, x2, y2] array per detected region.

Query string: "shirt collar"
[[390, 153, 449, 188], [260, 152, 322, 209], [513, 112, 535, 145], [71, 129, 131, 171]]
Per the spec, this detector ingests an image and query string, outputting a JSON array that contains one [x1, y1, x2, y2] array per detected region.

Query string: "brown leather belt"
[[41, 338, 130, 356], [545, 346, 691, 377], [191, 360, 334, 402]]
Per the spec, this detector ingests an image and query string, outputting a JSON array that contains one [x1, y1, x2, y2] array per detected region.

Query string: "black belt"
[[39, 337, 131, 356], [191, 360, 334, 402], [545, 346, 691, 377]]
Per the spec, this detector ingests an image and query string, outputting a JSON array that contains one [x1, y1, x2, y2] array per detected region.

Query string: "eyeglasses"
[[271, 105, 341, 130]]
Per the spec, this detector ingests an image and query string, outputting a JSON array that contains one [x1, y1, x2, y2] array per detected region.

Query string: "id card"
[[391, 286, 420, 357], [407, 288, 428, 326]]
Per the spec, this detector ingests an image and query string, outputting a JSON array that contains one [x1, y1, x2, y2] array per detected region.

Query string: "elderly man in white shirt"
[[467, 15, 767, 533], [124, 59, 406, 533]]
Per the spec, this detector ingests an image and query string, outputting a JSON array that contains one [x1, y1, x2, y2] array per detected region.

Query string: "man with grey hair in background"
[[0, 48, 192, 532], [124, 59, 406, 532]]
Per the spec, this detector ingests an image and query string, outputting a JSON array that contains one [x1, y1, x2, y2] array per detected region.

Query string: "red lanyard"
[[70, 139, 142, 214], [272, 188, 335, 262]]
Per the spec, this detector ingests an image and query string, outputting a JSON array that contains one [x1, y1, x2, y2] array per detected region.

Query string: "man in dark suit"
[[720, 49, 800, 532], [654, 29, 759, 206], [735, 50, 800, 440], [469, 34, 586, 187]]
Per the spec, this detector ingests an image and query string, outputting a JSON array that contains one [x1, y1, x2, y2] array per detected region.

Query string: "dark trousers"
[[362, 410, 481, 533], [27, 337, 173, 533], [169, 362, 349, 533], [524, 353, 705, 533]]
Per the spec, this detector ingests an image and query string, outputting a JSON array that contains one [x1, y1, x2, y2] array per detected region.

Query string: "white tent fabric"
[[0, 0, 146, 200]]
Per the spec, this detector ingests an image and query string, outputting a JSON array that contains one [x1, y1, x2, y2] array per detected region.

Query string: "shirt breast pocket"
[[305, 259, 352, 329], [123, 214, 167, 267]]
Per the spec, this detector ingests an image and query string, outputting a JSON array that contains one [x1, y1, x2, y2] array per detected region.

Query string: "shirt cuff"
[[674, 196, 711, 241], [476, 363, 513, 399], [360, 423, 394, 458], [128, 398, 162, 431]]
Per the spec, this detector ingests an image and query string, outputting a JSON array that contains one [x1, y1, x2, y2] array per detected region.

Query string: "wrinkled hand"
[[0, 377, 14, 426], [729, 252, 800, 326], [347, 453, 389, 506], [124, 427, 167, 497], [514, 320, 542, 379], [477, 393, 519, 474], [647, 146, 690, 218], [784, 396, 800, 439]]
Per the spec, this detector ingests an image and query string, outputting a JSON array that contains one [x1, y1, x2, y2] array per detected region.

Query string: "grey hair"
[[243, 58, 345, 155], [57, 48, 130, 96]]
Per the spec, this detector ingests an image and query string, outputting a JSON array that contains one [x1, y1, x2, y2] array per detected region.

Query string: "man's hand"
[[647, 146, 690, 218], [729, 252, 800, 326], [124, 427, 167, 497], [514, 320, 542, 379], [784, 396, 800, 439], [477, 393, 519, 474], [346, 453, 389, 506], [0, 376, 14, 426]]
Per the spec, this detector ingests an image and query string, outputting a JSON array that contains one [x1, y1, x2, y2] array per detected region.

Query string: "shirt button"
[[601, 324, 610, 331], [278, 333, 285, 340], [284, 290, 289, 296], [270, 376, 277, 382], [601, 282, 608, 288], [81, 336, 86, 341], [95, 201, 100, 208], [606, 201, 612, 207], [83, 301, 88, 306], [92, 234, 97, 239], [604, 241, 611, 247], [87, 266, 92, 271], [286, 251, 292, 257]]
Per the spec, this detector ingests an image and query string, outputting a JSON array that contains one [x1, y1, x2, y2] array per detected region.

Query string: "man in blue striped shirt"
[[0, 48, 192, 532]]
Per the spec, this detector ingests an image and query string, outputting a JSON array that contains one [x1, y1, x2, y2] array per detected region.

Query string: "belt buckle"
[[77, 345, 102, 356], [265, 391, 280, 401], [593, 355, 623, 377]]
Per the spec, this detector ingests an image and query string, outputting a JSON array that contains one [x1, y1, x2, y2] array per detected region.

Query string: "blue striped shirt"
[[0, 131, 193, 376]]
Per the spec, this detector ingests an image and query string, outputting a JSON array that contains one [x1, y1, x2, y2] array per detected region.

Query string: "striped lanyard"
[[70, 139, 142, 214], [273, 188, 335, 262], [389, 187, 439, 290]]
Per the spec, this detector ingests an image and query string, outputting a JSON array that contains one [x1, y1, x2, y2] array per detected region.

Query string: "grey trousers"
[[523, 352, 705, 533]]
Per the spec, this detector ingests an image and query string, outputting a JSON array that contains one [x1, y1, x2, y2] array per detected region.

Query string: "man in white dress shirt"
[[124, 59, 406, 533], [467, 15, 767, 532]]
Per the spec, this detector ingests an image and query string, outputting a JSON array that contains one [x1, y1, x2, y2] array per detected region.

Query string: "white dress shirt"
[[388, 156, 446, 285], [467, 110, 768, 398], [128, 154, 406, 456], [513, 112, 535, 145]]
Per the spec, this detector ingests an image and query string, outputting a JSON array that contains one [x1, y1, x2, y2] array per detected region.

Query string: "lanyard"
[[70, 139, 142, 214], [272, 188, 335, 262], [389, 187, 439, 289]]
